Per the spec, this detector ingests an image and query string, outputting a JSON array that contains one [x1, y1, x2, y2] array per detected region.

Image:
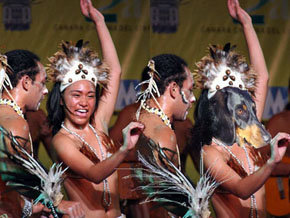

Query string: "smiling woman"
[[46, 1, 144, 217]]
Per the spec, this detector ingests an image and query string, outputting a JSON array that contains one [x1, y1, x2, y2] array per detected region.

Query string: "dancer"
[[191, 1, 290, 217], [0, 50, 83, 217], [47, 0, 143, 217]]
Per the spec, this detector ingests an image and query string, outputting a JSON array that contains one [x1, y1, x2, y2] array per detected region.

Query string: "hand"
[[269, 132, 290, 164], [121, 122, 144, 152], [227, 0, 252, 26], [80, 0, 104, 23], [57, 200, 85, 218]]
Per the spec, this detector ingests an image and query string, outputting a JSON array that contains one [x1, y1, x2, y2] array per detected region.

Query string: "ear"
[[21, 75, 32, 91], [168, 82, 179, 99]]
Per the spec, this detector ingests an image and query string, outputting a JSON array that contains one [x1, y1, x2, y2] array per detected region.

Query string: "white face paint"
[[183, 110, 188, 120], [181, 90, 189, 104], [36, 102, 41, 111]]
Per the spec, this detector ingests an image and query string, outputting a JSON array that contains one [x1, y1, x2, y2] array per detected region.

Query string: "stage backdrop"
[[0, 0, 289, 183]]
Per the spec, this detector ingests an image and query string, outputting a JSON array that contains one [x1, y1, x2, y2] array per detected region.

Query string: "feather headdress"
[[0, 125, 67, 218], [194, 43, 257, 99], [135, 60, 162, 120], [47, 40, 109, 92], [0, 53, 13, 98], [130, 138, 220, 218]]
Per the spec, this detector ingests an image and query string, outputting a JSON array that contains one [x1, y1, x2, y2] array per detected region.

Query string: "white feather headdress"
[[47, 40, 109, 92], [0, 53, 13, 98], [194, 43, 257, 99]]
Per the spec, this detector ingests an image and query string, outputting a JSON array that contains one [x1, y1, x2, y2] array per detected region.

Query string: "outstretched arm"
[[228, 0, 269, 120], [80, 0, 121, 132], [53, 122, 143, 184], [204, 133, 289, 199]]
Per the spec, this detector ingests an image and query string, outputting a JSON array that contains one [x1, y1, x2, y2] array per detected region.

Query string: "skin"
[[0, 62, 84, 217], [200, 1, 290, 217], [51, 1, 144, 217], [26, 109, 53, 159], [123, 66, 195, 217]]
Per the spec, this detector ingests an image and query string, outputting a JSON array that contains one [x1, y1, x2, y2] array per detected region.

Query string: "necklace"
[[0, 98, 34, 157], [0, 98, 24, 118], [61, 122, 112, 209], [141, 101, 172, 129], [212, 138, 258, 218]]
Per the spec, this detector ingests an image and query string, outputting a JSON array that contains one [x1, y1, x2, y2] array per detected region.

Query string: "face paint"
[[181, 90, 189, 104]]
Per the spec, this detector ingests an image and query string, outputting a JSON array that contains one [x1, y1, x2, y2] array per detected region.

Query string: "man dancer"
[[0, 50, 83, 217], [124, 54, 195, 218]]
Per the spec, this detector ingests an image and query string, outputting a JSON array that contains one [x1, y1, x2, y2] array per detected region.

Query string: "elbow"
[[234, 190, 252, 200], [85, 169, 103, 184]]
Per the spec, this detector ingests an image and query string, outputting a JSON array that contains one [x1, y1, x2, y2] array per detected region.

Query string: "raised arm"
[[53, 122, 143, 184], [204, 133, 289, 199], [227, 0, 269, 120], [80, 0, 121, 132]]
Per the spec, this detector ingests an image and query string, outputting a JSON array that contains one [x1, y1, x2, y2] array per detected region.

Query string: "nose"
[[79, 96, 88, 106], [43, 86, 48, 96], [259, 123, 272, 144], [190, 94, 196, 103]]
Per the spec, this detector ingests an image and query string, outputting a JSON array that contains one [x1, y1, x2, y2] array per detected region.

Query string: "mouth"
[[75, 109, 89, 117]]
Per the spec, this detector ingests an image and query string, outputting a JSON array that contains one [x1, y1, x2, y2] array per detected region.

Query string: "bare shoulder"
[[52, 130, 80, 152], [0, 114, 30, 139], [153, 124, 177, 151], [202, 144, 228, 166]]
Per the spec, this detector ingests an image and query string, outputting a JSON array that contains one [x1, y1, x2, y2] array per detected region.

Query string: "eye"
[[237, 108, 243, 115]]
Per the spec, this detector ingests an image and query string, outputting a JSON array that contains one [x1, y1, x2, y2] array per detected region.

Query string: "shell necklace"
[[61, 122, 111, 210], [212, 138, 258, 218]]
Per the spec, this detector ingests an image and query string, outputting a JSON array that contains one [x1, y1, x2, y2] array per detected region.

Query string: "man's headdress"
[[47, 40, 109, 92], [194, 43, 257, 98], [0, 53, 13, 98]]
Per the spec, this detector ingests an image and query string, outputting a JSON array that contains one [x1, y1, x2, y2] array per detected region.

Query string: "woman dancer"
[[47, 0, 143, 217]]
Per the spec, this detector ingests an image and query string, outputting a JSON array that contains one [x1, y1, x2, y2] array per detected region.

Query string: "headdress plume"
[[47, 40, 109, 92], [194, 43, 257, 98]]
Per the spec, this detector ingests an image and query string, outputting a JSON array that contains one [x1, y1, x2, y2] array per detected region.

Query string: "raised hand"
[[269, 132, 290, 164], [80, 0, 104, 23], [121, 122, 144, 152], [227, 0, 252, 26]]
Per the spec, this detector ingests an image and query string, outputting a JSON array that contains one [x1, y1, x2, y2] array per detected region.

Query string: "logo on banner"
[[150, 0, 179, 33], [263, 87, 288, 119], [2, 0, 31, 31], [115, 79, 140, 110]]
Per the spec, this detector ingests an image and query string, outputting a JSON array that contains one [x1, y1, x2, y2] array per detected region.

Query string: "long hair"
[[47, 82, 100, 135]]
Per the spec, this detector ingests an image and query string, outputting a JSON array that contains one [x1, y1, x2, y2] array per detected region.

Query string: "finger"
[[129, 122, 144, 130]]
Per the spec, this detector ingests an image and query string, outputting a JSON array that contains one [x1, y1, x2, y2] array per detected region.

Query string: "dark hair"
[[4, 50, 40, 87], [145, 54, 188, 95], [47, 82, 101, 135]]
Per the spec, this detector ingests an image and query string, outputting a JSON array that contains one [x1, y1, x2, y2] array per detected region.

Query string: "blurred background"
[[0, 0, 289, 215]]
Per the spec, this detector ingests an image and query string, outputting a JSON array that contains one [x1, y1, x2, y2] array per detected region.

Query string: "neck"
[[63, 119, 91, 132], [147, 97, 173, 123]]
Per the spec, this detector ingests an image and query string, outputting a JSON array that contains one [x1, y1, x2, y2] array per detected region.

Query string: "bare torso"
[[204, 143, 266, 218], [54, 128, 122, 218], [64, 171, 120, 218]]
